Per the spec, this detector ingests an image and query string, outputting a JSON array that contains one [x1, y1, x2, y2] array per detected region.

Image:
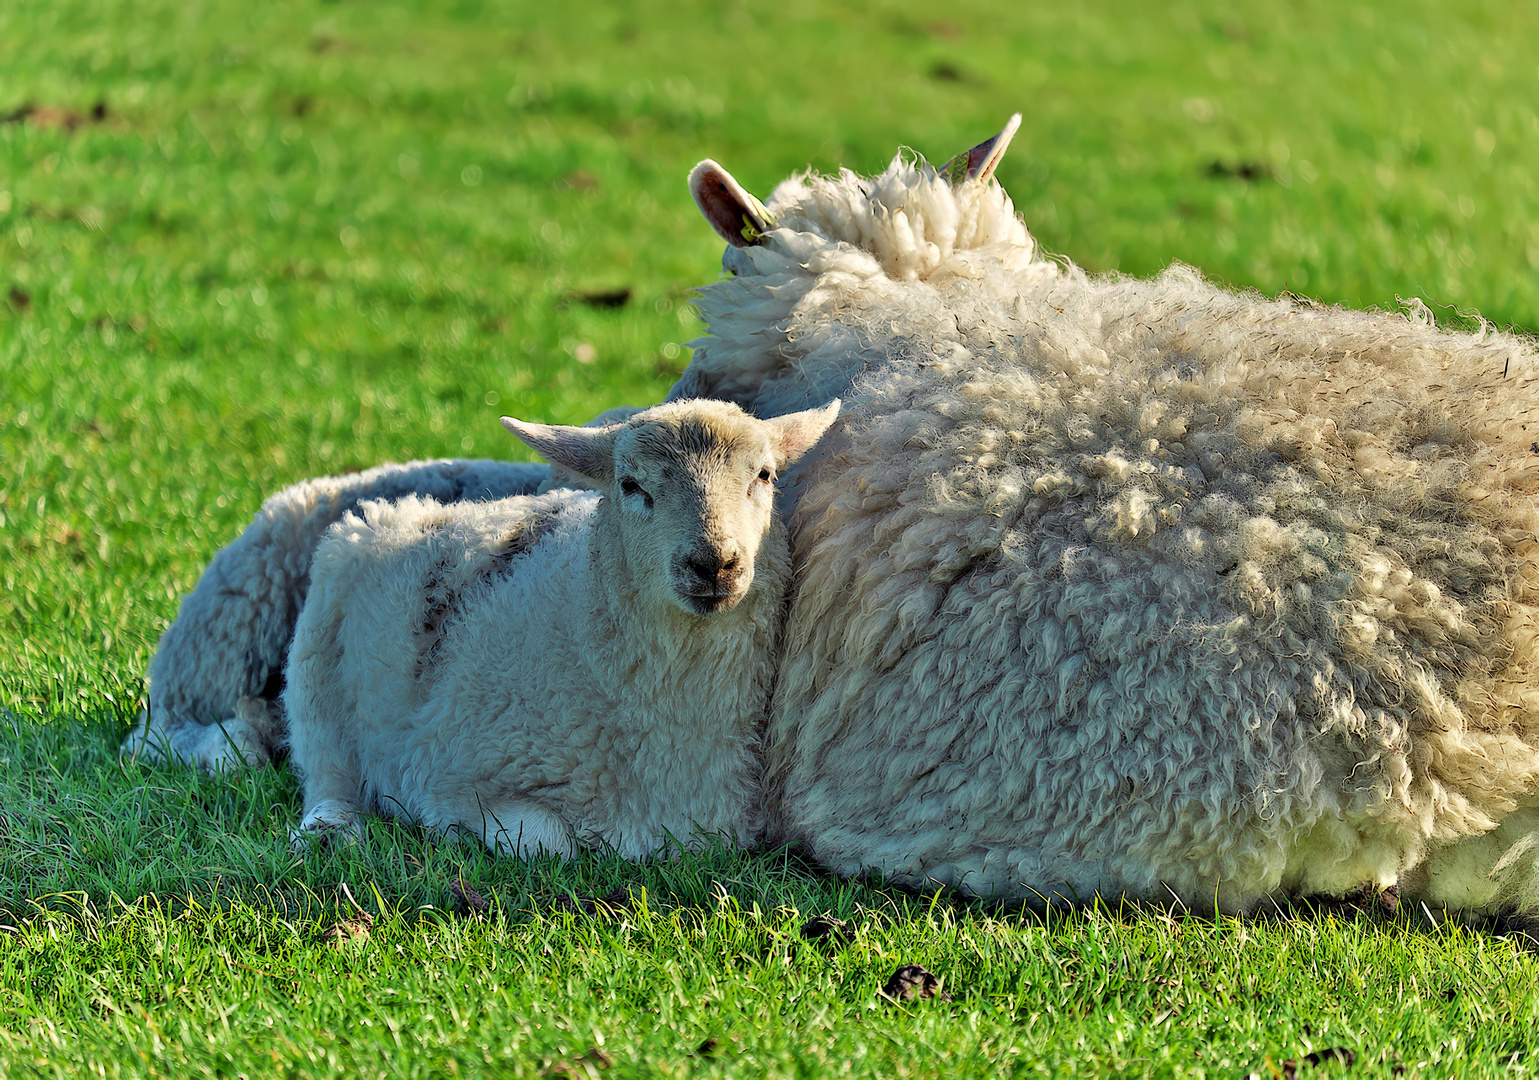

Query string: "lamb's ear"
[[689, 159, 776, 247], [500, 416, 619, 484], [938, 113, 1022, 185], [766, 399, 841, 468]]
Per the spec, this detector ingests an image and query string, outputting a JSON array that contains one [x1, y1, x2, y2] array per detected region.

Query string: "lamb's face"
[[610, 412, 780, 615], [501, 399, 840, 617]]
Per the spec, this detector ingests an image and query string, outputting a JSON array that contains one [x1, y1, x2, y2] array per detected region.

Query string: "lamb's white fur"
[[121, 458, 550, 770], [283, 399, 838, 857], [670, 123, 1539, 912]]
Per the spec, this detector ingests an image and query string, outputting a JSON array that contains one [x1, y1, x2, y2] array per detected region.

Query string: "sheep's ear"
[[500, 416, 619, 484], [689, 159, 776, 247], [937, 113, 1022, 185], [766, 399, 841, 468]]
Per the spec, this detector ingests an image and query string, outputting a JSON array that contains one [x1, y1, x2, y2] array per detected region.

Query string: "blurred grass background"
[[4, 3, 1539, 1076]]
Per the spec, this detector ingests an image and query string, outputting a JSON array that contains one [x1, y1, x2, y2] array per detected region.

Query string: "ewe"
[[673, 118, 1539, 913], [285, 399, 838, 856]]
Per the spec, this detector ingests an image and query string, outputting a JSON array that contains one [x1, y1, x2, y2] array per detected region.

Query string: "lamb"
[[283, 398, 839, 857], [120, 457, 550, 771], [669, 118, 1539, 913]]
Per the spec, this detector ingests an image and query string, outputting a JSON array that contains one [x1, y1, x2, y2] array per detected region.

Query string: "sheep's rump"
[[125, 457, 548, 769], [687, 265, 1539, 910]]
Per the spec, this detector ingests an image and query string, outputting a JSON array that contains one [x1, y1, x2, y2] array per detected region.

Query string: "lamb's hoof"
[[119, 710, 173, 765], [291, 801, 365, 851]]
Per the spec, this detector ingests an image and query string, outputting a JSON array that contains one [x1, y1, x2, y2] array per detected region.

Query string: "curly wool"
[[122, 458, 548, 769], [671, 150, 1539, 911]]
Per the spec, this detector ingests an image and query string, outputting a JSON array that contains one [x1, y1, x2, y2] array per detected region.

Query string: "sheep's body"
[[674, 143, 1539, 911], [284, 399, 837, 857], [122, 458, 548, 770]]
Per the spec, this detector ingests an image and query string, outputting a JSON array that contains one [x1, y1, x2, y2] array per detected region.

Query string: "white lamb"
[[283, 399, 839, 857], [121, 458, 550, 770], [671, 118, 1539, 913]]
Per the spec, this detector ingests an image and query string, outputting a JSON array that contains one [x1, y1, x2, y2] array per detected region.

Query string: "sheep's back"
[[761, 265, 1539, 905]]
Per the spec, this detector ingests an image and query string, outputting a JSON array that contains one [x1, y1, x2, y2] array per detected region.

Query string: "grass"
[[3, 0, 1538, 1074]]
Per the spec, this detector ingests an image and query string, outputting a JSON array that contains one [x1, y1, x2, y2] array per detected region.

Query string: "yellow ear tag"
[[739, 196, 776, 244]]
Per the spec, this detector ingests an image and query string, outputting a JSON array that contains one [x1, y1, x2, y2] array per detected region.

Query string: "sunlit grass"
[[3, 0, 1538, 1074]]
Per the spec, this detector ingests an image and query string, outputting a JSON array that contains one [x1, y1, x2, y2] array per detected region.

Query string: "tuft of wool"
[[669, 147, 1539, 912]]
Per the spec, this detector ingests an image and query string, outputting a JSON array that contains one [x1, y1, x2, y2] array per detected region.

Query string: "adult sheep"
[[673, 117, 1539, 913]]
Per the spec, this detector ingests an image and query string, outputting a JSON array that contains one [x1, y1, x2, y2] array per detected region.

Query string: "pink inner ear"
[[689, 160, 768, 248]]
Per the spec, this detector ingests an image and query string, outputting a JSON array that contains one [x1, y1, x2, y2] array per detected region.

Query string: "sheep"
[[119, 458, 551, 771], [124, 404, 654, 775], [128, 118, 1539, 915], [283, 398, 839, 857], [668, 118, 1539, 913]]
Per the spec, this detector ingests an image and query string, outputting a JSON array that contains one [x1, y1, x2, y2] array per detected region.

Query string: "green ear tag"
[[740, 216, 761, 243], [940, 153, 971, 186]]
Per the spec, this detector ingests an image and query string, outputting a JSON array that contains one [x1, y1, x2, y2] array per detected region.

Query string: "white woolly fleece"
[[283, 479, 788, 856], [122, 458, 548, 770], [668, 148, 1539, 913]]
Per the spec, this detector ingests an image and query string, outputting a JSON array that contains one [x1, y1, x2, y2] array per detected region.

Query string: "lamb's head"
[[669, 116, 1057, 412], [502, 399, 839, 615]]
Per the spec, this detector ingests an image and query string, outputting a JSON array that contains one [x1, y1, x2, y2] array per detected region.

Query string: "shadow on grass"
[[7, 709, 1537, 959]]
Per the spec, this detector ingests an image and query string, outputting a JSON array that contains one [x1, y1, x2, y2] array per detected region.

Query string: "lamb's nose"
[[686, 551, 736, 582]]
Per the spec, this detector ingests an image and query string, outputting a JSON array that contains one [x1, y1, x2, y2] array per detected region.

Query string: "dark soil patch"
[[882, 963, 950, 1003]]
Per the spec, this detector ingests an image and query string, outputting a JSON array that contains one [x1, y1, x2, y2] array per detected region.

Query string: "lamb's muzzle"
[[673, 544, 747, 613]]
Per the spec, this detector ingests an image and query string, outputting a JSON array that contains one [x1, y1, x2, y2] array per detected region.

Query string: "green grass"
[[3, 0, 1539, 1074]]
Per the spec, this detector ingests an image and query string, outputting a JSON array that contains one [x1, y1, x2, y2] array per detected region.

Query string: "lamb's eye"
[[757, 468, 772, 483], [619, 477, 648, 503]]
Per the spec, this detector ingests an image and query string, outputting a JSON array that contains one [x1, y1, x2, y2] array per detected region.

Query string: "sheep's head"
[[687, 113, 1043, 284], [502, 399, 839, 615], [668, 117, 1056, 413]]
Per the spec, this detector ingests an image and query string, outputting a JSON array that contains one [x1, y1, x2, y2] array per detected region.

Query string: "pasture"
[[4, 0, 1539, 1074]]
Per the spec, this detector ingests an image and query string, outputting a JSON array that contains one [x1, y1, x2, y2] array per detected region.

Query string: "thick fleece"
[[670, 132, 1539, 912], [123, 458, 548, 770], [283, 400, 837, 858]]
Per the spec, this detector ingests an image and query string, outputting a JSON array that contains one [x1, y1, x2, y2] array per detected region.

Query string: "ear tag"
[[740, 196, 776, 244]]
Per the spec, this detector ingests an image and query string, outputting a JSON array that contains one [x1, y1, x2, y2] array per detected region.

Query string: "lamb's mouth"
[[675, 588, 744, 615]]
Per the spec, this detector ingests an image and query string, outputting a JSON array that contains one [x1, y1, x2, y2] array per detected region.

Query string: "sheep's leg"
[[283, 565, 371, 850], [292, 798, 366, 847], [442, 799, 575, 860], [121, 696, 282, 771], [1407, 806, 1539, 916]]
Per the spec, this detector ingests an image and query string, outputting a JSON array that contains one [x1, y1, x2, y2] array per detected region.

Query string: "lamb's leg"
[[283, 571, 369, 848], [427, 798, 576, 859], [121, 696, 283, 770]]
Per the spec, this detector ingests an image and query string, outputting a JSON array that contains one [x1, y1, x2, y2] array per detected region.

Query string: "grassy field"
[[4, 0, 1539, 1074]]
